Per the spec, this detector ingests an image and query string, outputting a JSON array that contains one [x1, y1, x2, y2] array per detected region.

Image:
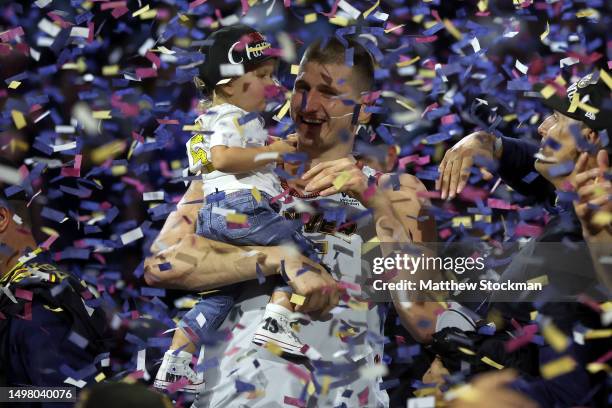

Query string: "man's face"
[[534, 112, 581, 183], [290, 61, 363, 153]]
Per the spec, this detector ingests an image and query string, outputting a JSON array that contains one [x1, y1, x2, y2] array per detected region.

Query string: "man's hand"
[[573, 150, 611, 238], [448, 370, 539, 408], [283, 254, 341, 319], [301, 157, 368, 199], [436, 131, 498, 200]]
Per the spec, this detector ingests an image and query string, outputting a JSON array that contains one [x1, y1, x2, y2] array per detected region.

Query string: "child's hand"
[[268, 139, 297, 156]]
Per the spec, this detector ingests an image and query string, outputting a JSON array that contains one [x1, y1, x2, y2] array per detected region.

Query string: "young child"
[[154, 25, 321, 394]]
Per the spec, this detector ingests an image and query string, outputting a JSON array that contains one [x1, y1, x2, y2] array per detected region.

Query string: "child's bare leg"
[[270, 290, 294, 311], [170, 326, 197, 354]]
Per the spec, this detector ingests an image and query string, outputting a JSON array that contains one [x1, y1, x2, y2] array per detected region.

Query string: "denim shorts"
[[196, 189, 317, 255]]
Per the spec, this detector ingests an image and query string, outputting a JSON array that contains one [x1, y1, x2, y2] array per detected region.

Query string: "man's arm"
[[436, 131, 554, 203], [144, 180, 284, 290], [144, 181, 340, 314]]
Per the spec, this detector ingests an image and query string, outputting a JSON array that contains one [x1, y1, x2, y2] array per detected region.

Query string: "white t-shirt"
[[192, 187, 389, 407], [186, 103, 281, 198]]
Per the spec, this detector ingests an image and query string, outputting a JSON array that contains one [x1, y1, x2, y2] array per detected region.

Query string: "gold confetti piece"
[[273, 100, 291, 121], [333, 171, 352, 190], [363, 0, 380, 18], [8, 81, 21, 89], [530, 310, 538, 321], [396, 56, 420, 67], [396, 99, 416, 112], [132, 4, 150, 17], [92, 110, 112, 119], [251, 187, 262, 202], [418, 69, 436, 78], [43, 305, 64, 312], [384, 24, 405, 34], [567, 92, 579, 113], [593, 211, 612, 226], [111, 165, 127, 176], [347, 299, 368, 311], [139, 9, 157, 19], [11, 110, 26, 129], [95, 372, 106, 382], [541, 356, 576, 379], [183, 124, 201, 131], [540, 84, 557, 99], [452, 216, 472, 228], [91, 140, 127, 164], [458, 347, 476, 355], [542, 321, 569, 352], [586, 363, 609, 374], [102, 65, 119, 76], [600, 69, 612, 90], [290, 293, 306, 306], [266, 341, 283, 355], [329, 16, 349, 26], [481, 356, 504, 370], [527, 275, 549, 286], [41, 227, 59, 236], [443, 18, 463, 40], [540, 21, 550, 41], [321, 376, 331, 395], [584, 329, 612, 340], [290, 65, 300, 75], [304, 13, 317, 23], [413, 387, 438, 398], [577, 101, 600, 114], [477, 0, 488, 12], [226, 213, 247, 224], [474, 214, 492, 222], [576, 8, 597, 17], [307, 381, 315, 395]]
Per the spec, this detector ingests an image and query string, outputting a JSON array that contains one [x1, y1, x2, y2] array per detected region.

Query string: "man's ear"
[[0, 207, 10, 233], [582, 126, 600, 146]]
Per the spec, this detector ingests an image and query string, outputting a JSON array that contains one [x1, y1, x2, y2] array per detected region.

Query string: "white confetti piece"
[[0, 164, 22, 185], [12, 214, 23, 225], [38, 18, 61, 37], [338, 0, 361, 20], [138, 38, 155, 56], [120, 227, 144, 245], [64, 377, 87, 388], [504, 31, 519, 38], [137, 349, 150, 381], [196, 312, 207, 328], [358, 363, 388, 380], [34, 0, 53, 7], [52, 141, 77, 152], [254, 152, 279, 162], [211, 207, 236, 217], [407, 396, 436, 408], [514, 59, 529, 74], [219, 63, 245, 77], [70, 26, 89, 38], [470, 37, 481, 52], [55, 125, 75, 134], [143, 191, 165, 201], [560, 57, 580, 68]]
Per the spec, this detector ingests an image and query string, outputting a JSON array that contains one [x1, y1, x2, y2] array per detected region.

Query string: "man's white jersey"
[[193, 186, 390, 408]]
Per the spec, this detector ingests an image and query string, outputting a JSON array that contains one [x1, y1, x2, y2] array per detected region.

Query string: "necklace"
[[279, 179, 320, 199]]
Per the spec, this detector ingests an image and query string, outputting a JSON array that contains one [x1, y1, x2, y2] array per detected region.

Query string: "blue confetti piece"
[[548, 160, 574, 177], [141, 287, 166, 297], [522, 171, 540, 184], [235, 379, 255, 393], [68, 331, 89, 349]]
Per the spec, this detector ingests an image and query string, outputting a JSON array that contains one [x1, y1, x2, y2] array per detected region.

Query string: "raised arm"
[[436, 131, 554, 203]]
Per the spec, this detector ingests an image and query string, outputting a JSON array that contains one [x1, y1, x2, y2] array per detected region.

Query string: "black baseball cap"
[[533, 70, 612, 131], [198, 24, 274, 89]]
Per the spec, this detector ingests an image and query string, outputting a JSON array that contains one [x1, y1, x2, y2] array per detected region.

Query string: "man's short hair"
[[301, 36, 375, 94]]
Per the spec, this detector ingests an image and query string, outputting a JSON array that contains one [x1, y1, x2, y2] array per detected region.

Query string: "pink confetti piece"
[[121, 176, 146, 193], [156, 118, 179, 125], [514, 223, 543, 237], [358, 386, 369, 406], [286, 363, 310, 382], [40, 233, 59, 250], [362, 183, 377, 201], [0, 26, 25, 42], [283, 397, 305, 407], [135, 67, 157, 79], [21, 302, 32, 321], [111, 7, 129, 19], [486, 198, 518, 210], [458, 186, 488, 202], [240, 0, 249, 15], [595, 350, 612, 364], [505, 324, 538, 352], [145, 51, 161, 68], [416, 35, 438, 43], [189, 0, 207, 9], [441, 114, 458, 125], [15, 288, 33, 301], [417, 190, 441, 199], [87, 22, 94, 43], [270, 188, 291, 204], [92, 253, 106, 265], [438, 228, 452, 239], [322, 0, 340, 17]]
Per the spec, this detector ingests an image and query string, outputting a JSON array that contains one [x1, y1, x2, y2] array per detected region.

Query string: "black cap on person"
[[198, 24, 273, 89], [533, 70, 612, 132]]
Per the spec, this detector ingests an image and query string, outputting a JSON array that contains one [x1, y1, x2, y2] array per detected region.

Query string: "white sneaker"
[[252, 303, 306, 356], [153, 350, 204, 394]]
